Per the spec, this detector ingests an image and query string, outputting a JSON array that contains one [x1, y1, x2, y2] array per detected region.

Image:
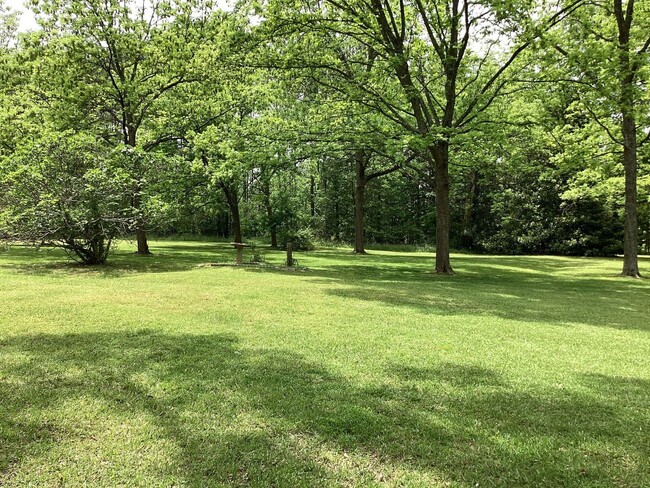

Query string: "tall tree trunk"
[[354, 151, 367, 254], [335, 200, 340, 241], [222, 181, 242, 244], [463, 170, 478, 229], [616, 0, 641, 277], [310, 175, 316, 218], [261, 179, 277, 248], [127, 123, 151, 255], [135, 227, 150, 254], [433, 143, 453, 274], [461, 170, 478, 249], [132, 180, 151, 256], [621, 108, 640, 277], [133, 196, 151, 255]]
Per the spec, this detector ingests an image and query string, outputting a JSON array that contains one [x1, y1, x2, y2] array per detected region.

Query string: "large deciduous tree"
[[548, 0, 650, 277], [259, 0, 582, 273], [30, 0, 204, 254]]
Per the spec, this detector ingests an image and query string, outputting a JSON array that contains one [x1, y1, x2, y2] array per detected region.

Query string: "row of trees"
[[0, 0, 648, 275]]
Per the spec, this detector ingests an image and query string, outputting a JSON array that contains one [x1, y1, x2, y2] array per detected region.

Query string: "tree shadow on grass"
[[304, 250, 601, 273], [244, 254, 650, 332], [3, 244, 648, 331], [1, 331, 648, 486], [0, 243, 245, 277]]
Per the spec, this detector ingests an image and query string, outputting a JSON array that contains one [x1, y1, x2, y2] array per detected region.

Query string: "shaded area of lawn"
[[2, 242, 649, 333], [1, 242, 649, 486], [243, 252, 650, 332], [1, 331, 648, 487], [0, 242, 236, 276]]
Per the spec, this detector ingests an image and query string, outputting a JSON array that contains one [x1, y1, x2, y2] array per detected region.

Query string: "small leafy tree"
[[0, 132, 135, 264], [28, 0, 207, 254]]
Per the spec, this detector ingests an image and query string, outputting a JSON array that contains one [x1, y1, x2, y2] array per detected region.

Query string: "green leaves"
[[0, 131, 137, 263]]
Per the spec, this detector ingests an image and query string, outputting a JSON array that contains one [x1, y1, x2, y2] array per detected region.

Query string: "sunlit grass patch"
[[1, 241, 649, 486]]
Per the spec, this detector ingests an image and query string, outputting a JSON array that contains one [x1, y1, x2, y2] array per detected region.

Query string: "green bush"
[[0, 133, 135, 265], [248, 244, 265, 264]]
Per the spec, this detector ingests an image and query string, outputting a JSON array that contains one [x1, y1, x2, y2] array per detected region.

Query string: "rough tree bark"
[[221, 180, 242, 244], [461, 170, 478, 248], [354, 151, 368, 254], [125, 124, 152, 256], [353, 150, 403, 254], [432, 143, 453, 274], [621, 99, 640, 277], [615, 0, 641, 277], [133, 189, 151, 255], [310, 175, 316, 218], [261, 178, 278, 248]]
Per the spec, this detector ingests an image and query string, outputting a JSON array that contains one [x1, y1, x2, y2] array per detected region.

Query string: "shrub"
[[248, 244, 265, 264], [0, 133, 135, 264]]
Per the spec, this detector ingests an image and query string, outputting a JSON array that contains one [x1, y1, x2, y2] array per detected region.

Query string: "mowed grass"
[[1, 241, 649, 487]]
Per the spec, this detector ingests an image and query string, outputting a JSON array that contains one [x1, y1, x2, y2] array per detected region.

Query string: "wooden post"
[[231, 242, 246, 265], [286, 242, 293, 267]]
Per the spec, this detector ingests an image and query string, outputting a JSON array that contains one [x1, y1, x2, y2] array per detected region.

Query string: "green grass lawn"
[[1, 241, 649, 487]]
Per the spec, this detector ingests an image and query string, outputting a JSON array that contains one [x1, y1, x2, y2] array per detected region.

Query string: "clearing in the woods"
[[1, 241, 649, 487]]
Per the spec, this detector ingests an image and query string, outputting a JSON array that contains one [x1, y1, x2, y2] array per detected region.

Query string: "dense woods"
[[0, 0, 648, 275]]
